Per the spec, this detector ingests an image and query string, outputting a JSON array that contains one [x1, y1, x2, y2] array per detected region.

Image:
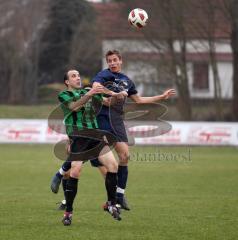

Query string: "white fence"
[[0, 119, 238, 146]]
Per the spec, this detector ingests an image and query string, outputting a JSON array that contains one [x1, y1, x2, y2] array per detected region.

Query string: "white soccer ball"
[[128, 8, 148, 28]]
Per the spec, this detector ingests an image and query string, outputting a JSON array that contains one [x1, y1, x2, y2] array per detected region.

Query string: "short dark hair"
[[105, 50, 122, 61], [63, 72, 68, 81], [63, 71, 69, 86]]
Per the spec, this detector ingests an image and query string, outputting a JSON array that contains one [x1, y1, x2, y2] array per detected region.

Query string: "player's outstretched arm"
[[92, 82, 128, 98], [102, 95, 125, 106], [129, 89, 176, 104]]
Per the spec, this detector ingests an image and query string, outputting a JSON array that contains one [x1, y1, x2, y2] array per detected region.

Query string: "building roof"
[[92, 1, 230, 40], [92, 2, 147, 39]]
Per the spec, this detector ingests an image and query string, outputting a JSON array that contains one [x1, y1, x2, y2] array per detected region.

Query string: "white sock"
[[116, 187, 125, 194], [59, 168, 66, 176]]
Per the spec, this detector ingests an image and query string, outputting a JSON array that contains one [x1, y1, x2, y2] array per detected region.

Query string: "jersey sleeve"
[[93, 93, 103, 102], [58, 91, 74, 105], [91, 71, 106, 85], [92, 94, 103, 115], [127, 80, 138, 96]]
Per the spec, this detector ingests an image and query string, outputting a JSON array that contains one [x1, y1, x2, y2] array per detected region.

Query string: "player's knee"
[[119, 152, 130, 165], [70, 163, 82, 178], [70, 170, 81, 178], [106, 160, 118, 173]]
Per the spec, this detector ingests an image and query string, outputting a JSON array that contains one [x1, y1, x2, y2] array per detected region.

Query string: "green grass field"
[[0, 145, 237, 240]]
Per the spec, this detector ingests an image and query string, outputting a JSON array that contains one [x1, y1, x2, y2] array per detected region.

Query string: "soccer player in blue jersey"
[[92, 50, 176, 210]]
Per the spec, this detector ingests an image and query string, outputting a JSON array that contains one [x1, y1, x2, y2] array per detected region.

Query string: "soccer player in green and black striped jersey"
[[58, 84, 101, 135], [53, 69, 121, 225]]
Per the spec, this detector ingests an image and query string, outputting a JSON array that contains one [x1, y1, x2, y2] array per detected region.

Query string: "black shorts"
[[90, 158, 103, 167], [67, 136, 102, 162], [67, 129, 117, 162]]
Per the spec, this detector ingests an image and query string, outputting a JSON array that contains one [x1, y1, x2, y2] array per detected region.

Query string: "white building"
[[93, 2, 233, 99]]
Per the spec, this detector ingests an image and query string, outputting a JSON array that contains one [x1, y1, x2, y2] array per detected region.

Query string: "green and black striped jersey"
[[58, 89, 102, 136]]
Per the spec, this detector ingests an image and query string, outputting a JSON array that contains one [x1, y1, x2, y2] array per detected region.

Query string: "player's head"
[[105, 50, 122, 73], [64, 69, 81, 89]]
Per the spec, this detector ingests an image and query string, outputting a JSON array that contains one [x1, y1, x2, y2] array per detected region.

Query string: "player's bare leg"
[[98, 165, 107, 179]]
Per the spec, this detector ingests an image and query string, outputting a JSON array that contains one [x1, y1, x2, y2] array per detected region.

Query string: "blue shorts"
[[89, 114, 127, 168], [97, 114, 128, 142]]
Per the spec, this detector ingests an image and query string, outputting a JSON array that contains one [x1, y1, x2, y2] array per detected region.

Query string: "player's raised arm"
[[92, 82, 128, 98], [68, 85, 104, 111], [129, 89, 176, 104]]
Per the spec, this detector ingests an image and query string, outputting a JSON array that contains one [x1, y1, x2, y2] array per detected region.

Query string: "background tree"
[[210, 0, 238, 120], [68, 4, 101, 80], [114, 0, 233, 120], [221, 0, 238, 120], [190, 0, 228, 120], [230, 1, 238, 121], [120, 0, 193, 120], [38, 0, 99, 84], [0, 0, 47, 104]]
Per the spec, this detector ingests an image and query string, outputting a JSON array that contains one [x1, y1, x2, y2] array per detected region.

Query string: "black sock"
[[105, 172, 117, 205], [62, 161, 72, 172], [117, 165, 128, 198], [62, 178, 68, 200], [65, 177, 78, 212]]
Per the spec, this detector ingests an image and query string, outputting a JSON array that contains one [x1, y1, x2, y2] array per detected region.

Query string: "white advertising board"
[[0, 119, 237, 146]]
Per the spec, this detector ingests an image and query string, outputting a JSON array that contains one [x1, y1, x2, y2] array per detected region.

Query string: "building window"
[[193, 62, 209, 90]]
